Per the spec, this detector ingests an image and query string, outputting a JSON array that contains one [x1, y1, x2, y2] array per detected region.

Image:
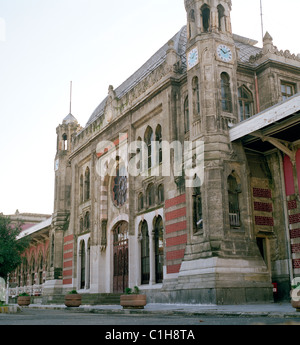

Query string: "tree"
[[0, 215, 30, 281]]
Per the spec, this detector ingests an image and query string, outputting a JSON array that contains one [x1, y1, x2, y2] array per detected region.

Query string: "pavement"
[[17, 302, 300, 318]]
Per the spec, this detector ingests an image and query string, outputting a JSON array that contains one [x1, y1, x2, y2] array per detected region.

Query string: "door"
[[113, 221, 129, 293], [141, 221, 150, 285], [80, 240, 85, 289], [154, 216, 164, 284]]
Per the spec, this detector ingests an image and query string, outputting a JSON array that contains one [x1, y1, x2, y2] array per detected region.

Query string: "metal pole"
[[260, 0, 264, 43], [69, 81, 72, 114]]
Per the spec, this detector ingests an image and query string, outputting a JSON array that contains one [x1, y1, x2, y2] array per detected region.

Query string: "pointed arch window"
[[188, 9, 196, 38], [84, 167, 90, 201], [62, 133, 68, 151], [80, 175, 84, 203], [238, 86, 254, 121], [184, 96, 190, 134], [155, 125, 162, 165], [80, 217, 83, 233], [221, 72, 232, 112], [146, 183, 155, 207], [201, 5, 210, 32], [84, 211, 90, 231], [136, 136, 142, 171], [192, 76, 200, 116], [228, 174, 241, 228], [158, 184, 164, 204], [112, 162, 127, 207], [138, 192, 144, 211], [140, 221, 150, 285], [217, 5, 225, 31], [144, 126, 154, 170]]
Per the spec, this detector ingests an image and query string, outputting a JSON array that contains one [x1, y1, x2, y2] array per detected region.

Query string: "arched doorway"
[[140, 221, 150, 285], [154, 216, 164, 283], [113, 221, 129, 293], [80, 240, 85, 289]]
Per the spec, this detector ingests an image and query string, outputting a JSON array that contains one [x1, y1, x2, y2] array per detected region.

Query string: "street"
[[0, 308, 299, 326]]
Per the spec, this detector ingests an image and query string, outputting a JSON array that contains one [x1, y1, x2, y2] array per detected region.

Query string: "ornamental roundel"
[[112, 164, 127, 207]]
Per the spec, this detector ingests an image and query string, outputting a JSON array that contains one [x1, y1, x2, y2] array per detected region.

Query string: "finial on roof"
[[166, 39, 178, 66], [262, 31, 274, 54], [108, 85, 116, 100], [63, 113, 78, 125], [263, 31, 273, 43], [61, 81, 78, 124], [168, 39, 175, 49]]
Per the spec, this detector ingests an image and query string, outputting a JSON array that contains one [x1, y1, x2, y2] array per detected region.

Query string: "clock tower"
[[177, 0, 273, 304], [45, 112, 80, 293]]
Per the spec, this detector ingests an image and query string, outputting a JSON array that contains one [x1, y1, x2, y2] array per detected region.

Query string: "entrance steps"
[[80, 293, 121, 305], [10, 293, 122, 306]]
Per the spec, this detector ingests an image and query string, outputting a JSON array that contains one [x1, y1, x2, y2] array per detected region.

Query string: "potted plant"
[[120, 286, 147, 310], [291, 279, 300, 312], [17, 292, 31, 307], [64, 290, 82, 307]]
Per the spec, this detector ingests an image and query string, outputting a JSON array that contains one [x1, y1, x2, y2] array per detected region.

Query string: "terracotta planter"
[[17, 296, 31, 307], [65, 294, 82, 307], [291, 290, 300, 312], [120, 294, 147, 309]]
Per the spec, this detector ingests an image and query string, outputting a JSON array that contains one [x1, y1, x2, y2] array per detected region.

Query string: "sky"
[[0, 0, 299, 216]]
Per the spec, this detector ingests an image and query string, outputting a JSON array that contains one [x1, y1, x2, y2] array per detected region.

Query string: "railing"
[[229, 212, 240, 227], [9, 284, 43, 297]]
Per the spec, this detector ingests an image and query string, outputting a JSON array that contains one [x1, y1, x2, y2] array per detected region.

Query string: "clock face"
[[217, 45, 233, 62], [187, 47, 199, 70], [55, 159, 59, 171]]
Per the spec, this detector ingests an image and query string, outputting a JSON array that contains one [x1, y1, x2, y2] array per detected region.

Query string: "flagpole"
[[69, 81, 72, 114], [260, 0, 264, 43]]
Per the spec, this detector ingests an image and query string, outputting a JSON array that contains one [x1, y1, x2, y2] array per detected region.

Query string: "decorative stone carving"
[[249, 32, 300, 64]]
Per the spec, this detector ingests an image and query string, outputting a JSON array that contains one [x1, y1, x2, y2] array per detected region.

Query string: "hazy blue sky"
[[0, 0, 299, 215]]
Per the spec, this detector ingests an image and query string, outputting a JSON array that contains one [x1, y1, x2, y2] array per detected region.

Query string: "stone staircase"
[[81, 293, 121, 305]]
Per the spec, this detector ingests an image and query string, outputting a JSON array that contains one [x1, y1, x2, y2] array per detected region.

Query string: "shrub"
[[133, 286, 140, 294], [125, 287, 132, 295], [68, 290, 78, 294], [124, 286, 140, 295], [292, 282, 300, 290]]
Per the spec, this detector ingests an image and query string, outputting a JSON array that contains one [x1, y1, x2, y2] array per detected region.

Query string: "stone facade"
[[9, 0, 300, 304]]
